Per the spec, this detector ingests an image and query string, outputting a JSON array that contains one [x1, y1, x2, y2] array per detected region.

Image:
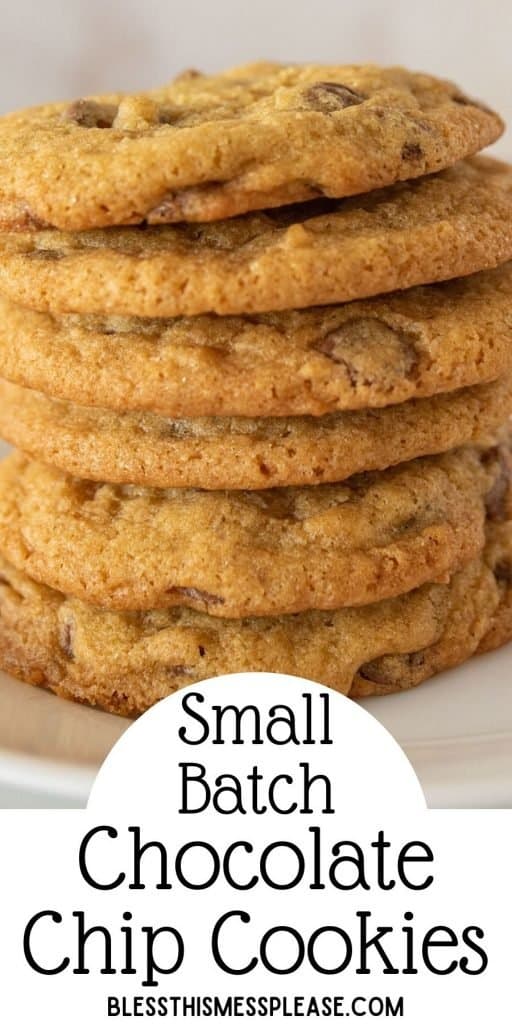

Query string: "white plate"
[[1, 648, 511, 808], [0, 669, 127, 805], [0, 442, 510, 808]]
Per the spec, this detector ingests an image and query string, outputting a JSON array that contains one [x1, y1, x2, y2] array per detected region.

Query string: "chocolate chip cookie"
[[1, 264, 512, 417], [0, 447, 497, 616], [0, 63, 502, 230], [0, 541, 505, 715], [1, 376, 509, 490], [1, 158, 512, 317]]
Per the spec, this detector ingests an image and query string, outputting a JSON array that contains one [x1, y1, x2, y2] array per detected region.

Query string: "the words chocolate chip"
[[305, 82, 366, 112]]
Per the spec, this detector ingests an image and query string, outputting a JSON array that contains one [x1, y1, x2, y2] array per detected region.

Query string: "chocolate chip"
[[109, 689, 130, 711], [148, 181, 222, 222], [167, 586, 225, 607], [483, 445, 512, 522], [305, 82, 366, 112], [401, 141, 424, 161], [313, 318, 419, 388], [358, 661, 383, 684], [494, 560, 512, 586], [79, 480, 102, 501], [0, 573, 9, 586], [359, 649, 426, 686], [59, 620, 75, 661], [149, 181, 327, 224], [64, 99, 117, 128]]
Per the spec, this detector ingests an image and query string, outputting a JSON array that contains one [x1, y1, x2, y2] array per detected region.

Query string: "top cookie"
[[2, 158, 512, 317], [0, 63, 502, 231]]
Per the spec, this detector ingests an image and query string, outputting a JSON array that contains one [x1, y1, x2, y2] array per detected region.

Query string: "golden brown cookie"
[[0, 447, 496, 616], [0, 545, 504, 716], [352, 533, 512, 697], [358, 466, 512, 689], [477, 446, 512, 653], [1, 264, 512, 417], [0, 63, 502, 231], [1, 158, 512, 317], [478, 526, 512, 654], [0, 376, 509, 490], [1, 450, 509, 716]]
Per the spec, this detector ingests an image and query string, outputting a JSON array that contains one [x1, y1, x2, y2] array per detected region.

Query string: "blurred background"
[[0, 0, 510, 154]]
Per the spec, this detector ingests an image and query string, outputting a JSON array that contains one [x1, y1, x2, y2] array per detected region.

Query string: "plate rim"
[[1, 716, 511, 808]]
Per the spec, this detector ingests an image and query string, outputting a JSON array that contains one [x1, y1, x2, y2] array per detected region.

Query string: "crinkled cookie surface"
[[0, 62, 502, 230]]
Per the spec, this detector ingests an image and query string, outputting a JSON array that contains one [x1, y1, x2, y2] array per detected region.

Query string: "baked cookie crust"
[[1, 158, 512, 317], [0, 375, 509, 490], [0, 62, 502, 231], [0, 539, 507, 715], [0, 447, 498, 616]]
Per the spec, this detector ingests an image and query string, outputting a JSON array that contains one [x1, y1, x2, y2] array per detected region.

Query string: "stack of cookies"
[[0, 63, 510, 716]]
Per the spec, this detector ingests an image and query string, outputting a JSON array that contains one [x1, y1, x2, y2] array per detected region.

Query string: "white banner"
[[0, 674, 509, 1021]]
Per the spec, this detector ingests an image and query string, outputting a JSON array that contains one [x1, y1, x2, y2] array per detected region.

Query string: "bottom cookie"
[[0, 518, 509, 715]]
